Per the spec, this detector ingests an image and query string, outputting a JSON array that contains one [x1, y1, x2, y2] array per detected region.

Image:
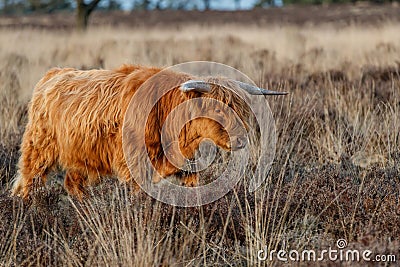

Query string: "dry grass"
[[0, 22, 399, 266]]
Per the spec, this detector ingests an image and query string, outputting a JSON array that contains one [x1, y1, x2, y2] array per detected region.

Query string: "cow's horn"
[[234, 81, 288, 95], [180, 80, 211, 93]]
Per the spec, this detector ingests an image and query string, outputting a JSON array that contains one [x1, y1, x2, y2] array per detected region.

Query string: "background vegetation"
[[0, 4, 399, 266], [1, 0, 400, 30]]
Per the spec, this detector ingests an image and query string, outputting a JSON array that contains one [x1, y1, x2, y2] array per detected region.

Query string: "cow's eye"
[[215, 109, 221, 113]]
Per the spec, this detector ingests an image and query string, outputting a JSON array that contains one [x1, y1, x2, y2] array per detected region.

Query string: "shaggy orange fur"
[[11, 64, 251, 199]]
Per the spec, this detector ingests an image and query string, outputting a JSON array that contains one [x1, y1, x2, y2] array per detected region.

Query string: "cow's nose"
[[232, 136, 247, 150]]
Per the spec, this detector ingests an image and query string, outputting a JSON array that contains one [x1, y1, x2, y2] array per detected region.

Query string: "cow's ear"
[[179, 80, 211, 93]]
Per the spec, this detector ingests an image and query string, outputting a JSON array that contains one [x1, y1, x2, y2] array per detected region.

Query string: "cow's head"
[[177, 78, 287, 153]]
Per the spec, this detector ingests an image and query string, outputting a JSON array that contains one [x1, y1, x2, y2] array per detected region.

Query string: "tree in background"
[[255, 0, 277, 7], [130, 0, 220, 10], [3, 0, 400, 26], [107, 0, 121, 10], [1, 0, 23, 14], [203, 0, 210, 9], [1, 0, 71, 14], [76, 0, 101, 30], [134, 0, 151, 10], [27, 0, 71, 12]]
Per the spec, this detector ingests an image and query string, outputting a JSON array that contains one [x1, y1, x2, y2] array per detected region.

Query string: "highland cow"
[[11, 64, 286, 199]]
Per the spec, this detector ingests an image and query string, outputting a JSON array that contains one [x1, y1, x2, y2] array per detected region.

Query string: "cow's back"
[[27, 65, 161, 174]]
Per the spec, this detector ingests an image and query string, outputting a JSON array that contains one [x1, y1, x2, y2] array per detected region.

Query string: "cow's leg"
[[12, 134, 56, 199], [149, 138, 203, 186], [181, 173, 198, 187], [178, 138, 203, 186], [64, 170, 87, 200], [113, 159, 140, 191], [115, 156, 180, 185], [151, 156, 181, 183], [113, 151, 178, 185], [142, 143, 182, 183], [179, 138, 202, 159]]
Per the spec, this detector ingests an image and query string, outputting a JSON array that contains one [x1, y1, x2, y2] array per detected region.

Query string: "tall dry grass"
[[0, 23, 399, 85], [0, 23, 399, 266]]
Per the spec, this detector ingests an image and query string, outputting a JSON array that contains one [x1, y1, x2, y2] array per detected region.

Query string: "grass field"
[[0, 15, 399, 266]]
